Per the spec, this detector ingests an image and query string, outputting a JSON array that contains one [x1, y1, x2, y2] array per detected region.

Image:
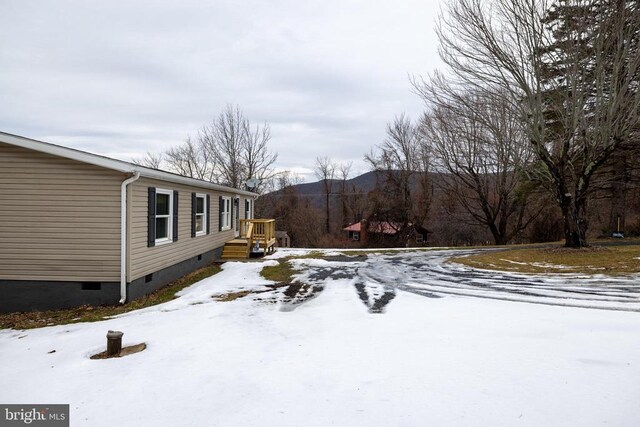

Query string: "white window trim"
[[195, 193, 207, 236], [221, 196, 232, 231], [155, 188, 173, 245]]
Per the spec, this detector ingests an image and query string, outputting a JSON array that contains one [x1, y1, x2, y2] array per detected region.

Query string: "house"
[[344, 222, 362, 241], [0, 132, 274, 313], [343, 220, 429, 246], [275, 230, 291, 248], [344, 220, 400, 242]]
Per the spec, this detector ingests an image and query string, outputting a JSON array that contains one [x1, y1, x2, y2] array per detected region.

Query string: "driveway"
[[273, 249, 640, 313]]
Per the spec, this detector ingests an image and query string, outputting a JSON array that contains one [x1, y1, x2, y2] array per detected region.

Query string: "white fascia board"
[[0, 131, 134, 172], [0, 131, 258, 198], [134, 167, 258, 197]]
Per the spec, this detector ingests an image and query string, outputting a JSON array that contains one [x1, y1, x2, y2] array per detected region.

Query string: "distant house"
[[0, 132, 274, 313], [343, 220, 429, 246], [344, 222, 363, 241], [275, 231, 291, 248]]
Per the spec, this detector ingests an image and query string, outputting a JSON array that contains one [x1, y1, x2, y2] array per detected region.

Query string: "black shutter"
[[231, 198, 235, 230], [147, 187, 156, 247], [172, 190, 179, 242], [206, 194, 211, 234], [218, 196, 223, 232], [245, 199, 249, 219], [191, 192, 197, 238]]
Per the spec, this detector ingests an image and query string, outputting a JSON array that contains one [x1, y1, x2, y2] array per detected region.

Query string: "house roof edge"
[[0, 131, 258, 197]]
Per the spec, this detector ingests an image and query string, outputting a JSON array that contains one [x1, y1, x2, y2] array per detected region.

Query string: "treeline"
[[261, 0, 640, 248], [134, 104, 277, 194], [418, 0, 640, 247], [140, 0, 639, 249]]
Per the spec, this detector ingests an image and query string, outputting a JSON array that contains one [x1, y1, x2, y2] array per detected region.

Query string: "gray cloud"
[[0, 0, 443, 182]]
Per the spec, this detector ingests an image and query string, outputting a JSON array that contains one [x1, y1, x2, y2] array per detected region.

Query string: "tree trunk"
[[325, 192, 330, 234], [561, 196, 589, 247], [487, 222, 507, 245], [608, 153, 628, 236], [493, 235, 508, 245]]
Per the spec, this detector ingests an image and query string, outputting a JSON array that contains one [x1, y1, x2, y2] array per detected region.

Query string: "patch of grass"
[[260, 251, 326, 283], [335, 248, 441, 256], [262, 261, 297, 283], [0, 263, 222, 330], [451, 245, 640, 275], [214, 284, 289, 302], [289, 251, 326, 260], [334, 250, 388, 257], [214, 290, 254, 302]]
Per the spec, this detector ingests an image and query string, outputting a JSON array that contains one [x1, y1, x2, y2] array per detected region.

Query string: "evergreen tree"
[[531, 0, 640, 245]]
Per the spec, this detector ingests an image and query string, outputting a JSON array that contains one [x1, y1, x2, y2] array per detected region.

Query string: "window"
[[245, 199, 253, 220], [195, 193, 207, 236], [155, 189, 173, 244], [352, 231, 360, 241], [416, 234, 424, 243], [221, 197, 231, 230], [148, 187, 178, 247]]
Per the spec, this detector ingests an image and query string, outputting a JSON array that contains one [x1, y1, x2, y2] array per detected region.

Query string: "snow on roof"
[[0, 131, 258, 197]]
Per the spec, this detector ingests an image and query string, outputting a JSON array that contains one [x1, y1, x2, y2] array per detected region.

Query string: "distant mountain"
[[291, 171, 379, 197], [261, 170, 439, 213]]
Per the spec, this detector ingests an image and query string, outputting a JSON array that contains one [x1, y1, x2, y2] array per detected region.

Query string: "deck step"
[[222, 251, 248, 256], [220, 235, 278, 260], [221, 239, 250, 259]]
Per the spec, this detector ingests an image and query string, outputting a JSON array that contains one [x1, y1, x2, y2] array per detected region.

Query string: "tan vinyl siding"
[[0, 143, 125, 281], [128, 177, 241, 281]]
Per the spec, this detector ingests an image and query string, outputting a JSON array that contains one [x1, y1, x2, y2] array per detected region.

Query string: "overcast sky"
[[0, 0, 444, 182]]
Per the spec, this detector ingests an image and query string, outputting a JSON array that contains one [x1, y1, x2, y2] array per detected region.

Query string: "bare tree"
[[338, 162, 352, 186], [132, 104, 277, 193], [199, 105, 247, 189], [435, 0, 640, 247], [419, 78, 538, 244], [199, 104, 278, 191], [315, 156, 336, 234], [243, 122, 278, 192], [365, 114, 430, 239], [163, 136, 216, 181], [337, 161, 353, 227], [255, 170, 326, 247], [132, 151, 164, 169], [259, 170, 305, 195]]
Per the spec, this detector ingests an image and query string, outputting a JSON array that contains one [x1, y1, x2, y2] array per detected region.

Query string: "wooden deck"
[[221, 219, 277, 260]]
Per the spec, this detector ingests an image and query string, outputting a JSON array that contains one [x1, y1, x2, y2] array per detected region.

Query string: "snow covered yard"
[[1, 248, 639, 426]]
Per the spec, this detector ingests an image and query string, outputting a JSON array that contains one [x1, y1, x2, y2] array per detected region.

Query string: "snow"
[[2, 249, 640, 426], [500, 258, 529, 265], [500, 259, 576, 270], [530, 262, 574, 269], [263, 248, 313, 259]]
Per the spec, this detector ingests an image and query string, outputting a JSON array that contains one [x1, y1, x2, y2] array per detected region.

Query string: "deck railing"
[[240, 219, 276, 251]]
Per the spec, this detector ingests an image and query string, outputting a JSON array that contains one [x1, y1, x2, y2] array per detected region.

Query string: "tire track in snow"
[[273, 250, 640, 312], [360, 251, 640, 311]]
